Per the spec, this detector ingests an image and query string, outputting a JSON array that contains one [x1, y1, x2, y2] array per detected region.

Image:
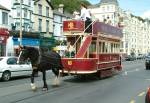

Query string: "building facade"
[[53, 4, 72, 40], [0, 4, 10, 56], [33, 0, 53, 37], [89, 0, 150, 56], [11, 0, 34, 31]]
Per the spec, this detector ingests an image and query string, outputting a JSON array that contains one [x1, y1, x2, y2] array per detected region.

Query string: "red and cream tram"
[[61, 20, 123, 78]]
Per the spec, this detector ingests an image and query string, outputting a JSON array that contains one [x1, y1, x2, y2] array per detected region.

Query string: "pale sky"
[[0, 0, 11, 9], [0, 0, 150, 18]]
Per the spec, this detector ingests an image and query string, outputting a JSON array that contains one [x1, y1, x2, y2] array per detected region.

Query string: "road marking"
[[124, 71, 127, 75], [146, 79, 150, 81], [130, 100, 135, 103], [122, 69, 140, 76], [138, 92, 145, 97]]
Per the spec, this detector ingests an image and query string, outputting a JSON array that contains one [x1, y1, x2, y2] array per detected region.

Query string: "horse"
[[18, 46, 63, 91]]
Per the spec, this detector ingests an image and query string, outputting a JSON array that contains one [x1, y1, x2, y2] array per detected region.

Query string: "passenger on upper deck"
[[79, 3, 92, 33], [73, 11, 80, 20]]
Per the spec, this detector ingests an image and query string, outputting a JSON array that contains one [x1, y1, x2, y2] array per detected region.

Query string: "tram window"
[[99, 42, 102, 53], [105, 43, 108, 53], [89, 42, 96, 53], [102, 42, 105, 53], [111, 43, 113, 53]]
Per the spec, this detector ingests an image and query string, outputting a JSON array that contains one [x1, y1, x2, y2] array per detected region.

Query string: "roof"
[[100, 0, 119, 6], [0, 4, 10, 11], [53, 10, 73, 18], [53, 10, 66, 17], [34, 0, 54, 10]]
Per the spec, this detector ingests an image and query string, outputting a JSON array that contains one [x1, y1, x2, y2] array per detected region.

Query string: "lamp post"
[[19, 0, 22, 46]]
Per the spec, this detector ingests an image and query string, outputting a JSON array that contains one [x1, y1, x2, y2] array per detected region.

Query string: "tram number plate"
[[68, 61, 72, 65]]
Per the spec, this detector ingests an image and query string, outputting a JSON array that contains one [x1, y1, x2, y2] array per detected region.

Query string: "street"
[[0, 60, 149, 103]]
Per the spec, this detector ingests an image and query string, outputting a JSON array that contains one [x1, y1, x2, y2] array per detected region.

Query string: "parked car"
[[0, 57, 32, 81], [125, 55, 136, 61], [137, 54, 145, 59], [145, 56, 150, 70]]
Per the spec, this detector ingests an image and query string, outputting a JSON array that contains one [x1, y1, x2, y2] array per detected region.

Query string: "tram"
[[61, 20, 123, 78]]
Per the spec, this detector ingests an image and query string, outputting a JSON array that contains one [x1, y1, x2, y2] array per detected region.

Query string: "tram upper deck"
[[63, 20, 123, 38]]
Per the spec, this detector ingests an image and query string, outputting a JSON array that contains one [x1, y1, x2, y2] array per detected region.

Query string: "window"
[[17, 7, 20, 17], [107, 6, 110, 11], [38, 19, 42, 32], [38, 4, 42, 15], [21, 0, 23, 4], [89, 42, 96, 53], [2, 12, 8, 25], [28, 0, 31, 5], [46, 20, 49, 32], [99, 42, 102, 53], [29, 11, 32, 19], [24, 23, 28, 31], [7, 58, 17, 65], [46, 7, 49, 17], [15, 0, 18, 3], [53, 24, 55, 33], [24, 8, 28, 18]]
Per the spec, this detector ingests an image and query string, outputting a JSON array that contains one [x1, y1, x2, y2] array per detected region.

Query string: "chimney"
[[58, 4, 64, 13]]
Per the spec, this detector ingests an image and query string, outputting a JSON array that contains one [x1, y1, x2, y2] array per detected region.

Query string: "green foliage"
[[51, 0, 91, 14]]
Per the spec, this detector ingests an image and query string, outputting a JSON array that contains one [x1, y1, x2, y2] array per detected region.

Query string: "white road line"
[[138, 92, 145, 97], [122, 69, 140, 75]]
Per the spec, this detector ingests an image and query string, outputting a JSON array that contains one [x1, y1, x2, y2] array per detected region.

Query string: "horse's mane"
[[25, 46, 39, 64]]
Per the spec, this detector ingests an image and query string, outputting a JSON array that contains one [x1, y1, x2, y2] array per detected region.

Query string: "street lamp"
[[19, 0, 22, 46]]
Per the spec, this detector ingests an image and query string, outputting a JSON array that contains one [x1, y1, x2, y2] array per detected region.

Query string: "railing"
[[72, 20, 98, 48]]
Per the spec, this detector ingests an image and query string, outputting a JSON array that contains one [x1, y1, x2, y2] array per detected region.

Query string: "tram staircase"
[[74, 20, 97, 58], [75, 35, 92, 58]]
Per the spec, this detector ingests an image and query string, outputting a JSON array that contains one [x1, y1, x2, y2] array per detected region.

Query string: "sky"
[[87, 0, 150, 18], [0, 0, 150, 18]]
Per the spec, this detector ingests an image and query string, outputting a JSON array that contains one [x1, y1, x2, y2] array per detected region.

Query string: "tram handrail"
[[73, 19, 98, 48]]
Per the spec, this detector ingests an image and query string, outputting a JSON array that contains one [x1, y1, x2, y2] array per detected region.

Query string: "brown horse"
[[18, 46, 63, 91]]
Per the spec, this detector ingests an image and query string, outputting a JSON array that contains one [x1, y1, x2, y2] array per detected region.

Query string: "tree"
[[51, 0, 91, 14]]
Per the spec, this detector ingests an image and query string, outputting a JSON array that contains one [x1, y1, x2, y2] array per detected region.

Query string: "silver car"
[[0, 57, 32, 81]]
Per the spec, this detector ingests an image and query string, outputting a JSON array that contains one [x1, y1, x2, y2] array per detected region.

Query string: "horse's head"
[[18, 46, 30, 63], [18, 46, 39, 64]]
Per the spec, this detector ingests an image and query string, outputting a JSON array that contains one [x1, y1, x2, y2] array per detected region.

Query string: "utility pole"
[[19, 0, 22, 46]]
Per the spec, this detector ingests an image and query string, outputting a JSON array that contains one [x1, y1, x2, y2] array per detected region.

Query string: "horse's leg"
[[42, 70, 48, 91], [31, 69, 37, 91], [52, 68, 60, 86]]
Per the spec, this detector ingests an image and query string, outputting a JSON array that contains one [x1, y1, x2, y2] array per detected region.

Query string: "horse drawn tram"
[[60, 20, 123, 78]]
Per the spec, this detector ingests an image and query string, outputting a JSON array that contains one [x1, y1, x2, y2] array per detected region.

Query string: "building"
[[53, 4, 72, 40], [11, 0, 34, 31], [89, 0, 150, 56], [89, 0, 121, 26], [0, 4, 10, 56], [33, 0, 54, 37]]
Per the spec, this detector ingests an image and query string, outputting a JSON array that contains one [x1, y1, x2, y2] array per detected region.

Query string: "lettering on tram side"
[[68, 61, 72, 65], [68, 22, 74, 30]]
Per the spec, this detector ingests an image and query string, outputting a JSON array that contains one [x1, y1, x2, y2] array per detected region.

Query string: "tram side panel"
[[90, 53, 122, 71], [61, 58, 98, 75]]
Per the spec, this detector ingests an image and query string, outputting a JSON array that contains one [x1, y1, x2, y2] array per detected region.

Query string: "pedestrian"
[[79, 3, 92, 33]]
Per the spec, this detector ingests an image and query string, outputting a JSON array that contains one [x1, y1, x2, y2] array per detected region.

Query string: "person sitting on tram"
[[65, 42, 75, 58]]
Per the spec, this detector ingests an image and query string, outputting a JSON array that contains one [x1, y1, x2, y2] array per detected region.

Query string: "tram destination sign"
[[63, 21, 85, 32]]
